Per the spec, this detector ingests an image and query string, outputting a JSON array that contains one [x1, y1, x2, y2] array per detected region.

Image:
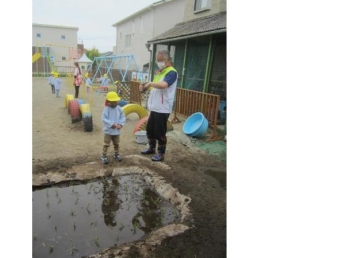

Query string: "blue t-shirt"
[[163, 71, 177, 87]]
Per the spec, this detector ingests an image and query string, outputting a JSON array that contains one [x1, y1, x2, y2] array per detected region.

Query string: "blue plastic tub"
[[183, 112, 209, 137], [118, 100, 128, 107]]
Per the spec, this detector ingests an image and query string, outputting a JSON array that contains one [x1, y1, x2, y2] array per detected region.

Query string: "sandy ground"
[[32, 77, 227, 258]]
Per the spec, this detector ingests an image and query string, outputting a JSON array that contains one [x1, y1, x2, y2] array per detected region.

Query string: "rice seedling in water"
[[67, 246, 78, 256], [49, 245, 54, 253], [94, 236, 100, 247], [119, 222, 124, 231], [90, 221, 97, 228], [86, 203, 91, 214]]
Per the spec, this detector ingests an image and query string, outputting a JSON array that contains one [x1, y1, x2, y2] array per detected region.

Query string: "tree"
[[85, 47, 100, 61], [85, 47, 100, 74]]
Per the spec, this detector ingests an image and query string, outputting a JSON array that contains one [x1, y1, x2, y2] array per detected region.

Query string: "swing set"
[[86, 54, 140, 84]]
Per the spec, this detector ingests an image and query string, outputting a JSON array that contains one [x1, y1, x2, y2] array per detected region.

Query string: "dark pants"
[[50, 84, 55, 93], [74, 85, 80, 98], [146, 111, 170, 154]]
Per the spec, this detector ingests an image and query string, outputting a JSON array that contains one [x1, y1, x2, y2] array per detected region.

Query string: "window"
[[125, 34, 131, 47], [37, 33, 41, 38], [62, 57, 66, 61], [61, 35, 65, 40], [141, 18, 143, 34], [132, 20, 135, 35], [120, 29, 122, 39], [194, 0, 211, 12]]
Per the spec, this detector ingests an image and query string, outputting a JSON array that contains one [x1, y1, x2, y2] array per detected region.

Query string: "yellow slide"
[[122, 104, 148, 119], [32, 52, 41, 63]]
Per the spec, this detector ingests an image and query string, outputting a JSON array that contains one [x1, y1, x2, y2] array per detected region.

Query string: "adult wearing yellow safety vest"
[[139, 50, 178, 162]]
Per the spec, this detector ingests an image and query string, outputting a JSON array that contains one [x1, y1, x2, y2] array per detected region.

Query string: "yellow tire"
[[80, 104, 91, 113], [122, 104, 148, 119], [65, 94, 74, 108]]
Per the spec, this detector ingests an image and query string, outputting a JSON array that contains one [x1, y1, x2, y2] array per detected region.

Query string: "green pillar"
[[203, 35, 214, 93]]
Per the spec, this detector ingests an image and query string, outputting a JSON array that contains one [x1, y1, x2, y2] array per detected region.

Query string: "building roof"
[[78, 53, 92, 63], [32, 23, 79, 30], [148, 12, 226, 44], [100, 51, 114, 57]]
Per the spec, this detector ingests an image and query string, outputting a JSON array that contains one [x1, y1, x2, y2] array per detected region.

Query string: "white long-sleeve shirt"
[[101, 78, 109, 86], [102, 105, 126, 135], [54, 78, 62, 90], [48, 76, 55, 85], [85, 78, 92, 87]]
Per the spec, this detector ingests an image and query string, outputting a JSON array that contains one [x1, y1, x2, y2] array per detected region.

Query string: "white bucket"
[[135, 131, 148, 144]]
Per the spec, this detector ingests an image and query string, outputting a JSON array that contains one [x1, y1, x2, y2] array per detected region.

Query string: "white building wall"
[[32, 24, 78, 68], [183, 0, 226, 22], [113, 0, 185, 71]]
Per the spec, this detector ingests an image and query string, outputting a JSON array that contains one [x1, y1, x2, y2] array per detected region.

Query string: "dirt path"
[[32, 77, 227, 258]]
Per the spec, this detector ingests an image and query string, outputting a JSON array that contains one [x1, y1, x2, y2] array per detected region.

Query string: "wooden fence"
[[128, 82, 222, 141], [171, 88, 222, 141], [129, 81, 143, 105]]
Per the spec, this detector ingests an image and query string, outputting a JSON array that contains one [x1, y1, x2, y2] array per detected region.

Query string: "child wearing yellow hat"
[[101, 74, 109, 93], [101, 92, 126, 164], [48, 71, 55, 94], [53, 73, 62, 98]]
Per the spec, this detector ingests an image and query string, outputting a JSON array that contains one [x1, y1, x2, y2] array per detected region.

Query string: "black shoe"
[[114, 154, 123, 162], [151, 154, 164, 162], [141, 148, 155, 155], [101, 155, 108, 164]]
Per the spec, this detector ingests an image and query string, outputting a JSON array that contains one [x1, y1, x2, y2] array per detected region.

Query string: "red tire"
[[69, 99, 81, 123], [133, 116, 173, 133], [133, 116, 148, 133]]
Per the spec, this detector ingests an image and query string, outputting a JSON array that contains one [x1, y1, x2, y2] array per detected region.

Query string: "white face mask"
[[157, 61, 166, 69]]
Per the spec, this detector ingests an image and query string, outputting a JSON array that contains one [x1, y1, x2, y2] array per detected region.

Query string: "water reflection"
[[133, 188, 163, 234], [101, 178, 120, 227]]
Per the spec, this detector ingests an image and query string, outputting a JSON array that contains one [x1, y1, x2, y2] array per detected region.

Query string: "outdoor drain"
[[32, 165, 192, 258]]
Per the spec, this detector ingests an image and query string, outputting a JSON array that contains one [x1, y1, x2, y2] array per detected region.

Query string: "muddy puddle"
[[32, 174, 181, 258]]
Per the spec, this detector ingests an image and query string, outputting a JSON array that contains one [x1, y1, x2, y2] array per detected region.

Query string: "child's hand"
[[111, 124, 116, 128], [116, 124, 122, 129]]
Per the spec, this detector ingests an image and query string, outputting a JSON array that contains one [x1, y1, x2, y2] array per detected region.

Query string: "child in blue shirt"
[[101, 92, 126, 164], [48, 71, 55, 94], [101, 74, 109, 92], [53, 73, 62, 98], [85, 73, 92, 94]]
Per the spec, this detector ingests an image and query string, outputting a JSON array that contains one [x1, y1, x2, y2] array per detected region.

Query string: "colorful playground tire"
[[83, 116, 93, 132], [122, 104, 148, 119], [69, 99, 81, 123], [65, 94, 74, 108], [133, 116, 148, 133], [80, 104, 91, 113], [82, 112, 92, 118], [67, 100, 74, 114], [133, 116, 173, 133]]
